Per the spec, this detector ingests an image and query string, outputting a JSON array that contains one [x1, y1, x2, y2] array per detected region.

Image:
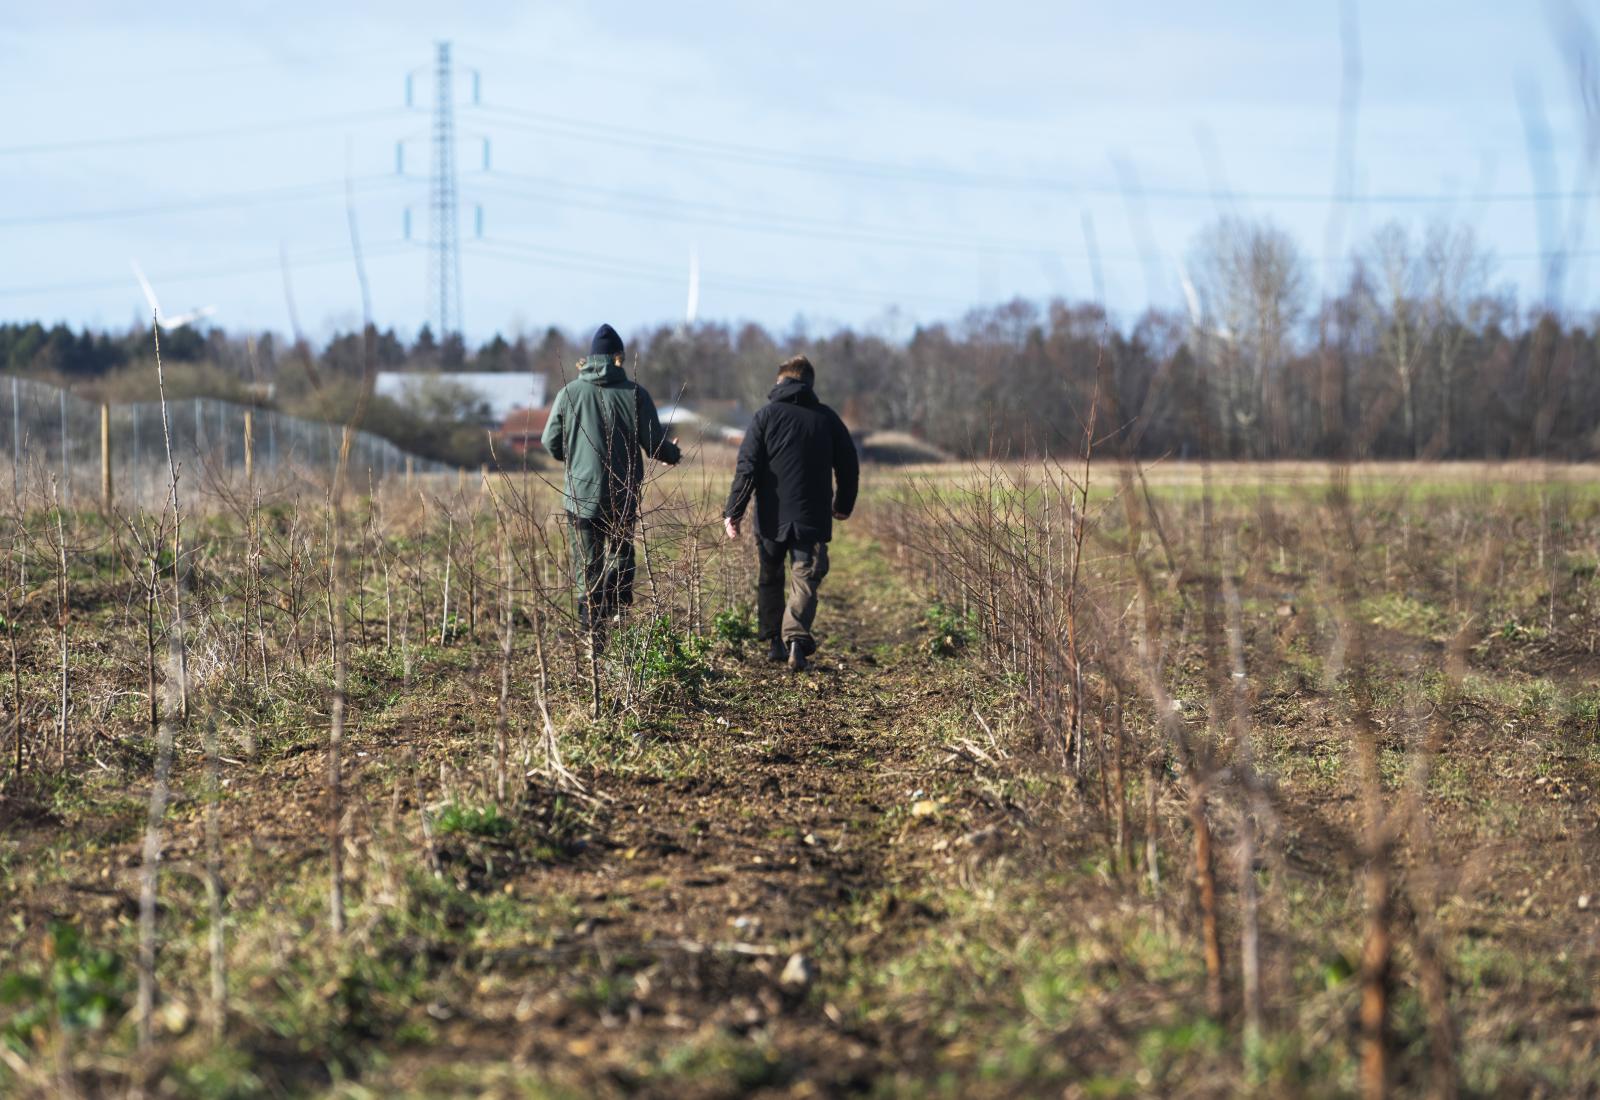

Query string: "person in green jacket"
[[541, 324, 680, 643]]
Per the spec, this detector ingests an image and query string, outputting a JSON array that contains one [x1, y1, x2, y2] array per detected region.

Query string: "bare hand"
[[723, 516, 740, 541], [833, 510, 849, 521]]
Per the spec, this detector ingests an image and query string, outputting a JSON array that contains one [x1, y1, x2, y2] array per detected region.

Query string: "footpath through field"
[[353, 534, 997, 1096]]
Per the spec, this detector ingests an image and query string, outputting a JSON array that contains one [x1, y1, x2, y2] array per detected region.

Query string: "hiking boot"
[[767, 638, 787, 663], [787, 640, 808, 673]]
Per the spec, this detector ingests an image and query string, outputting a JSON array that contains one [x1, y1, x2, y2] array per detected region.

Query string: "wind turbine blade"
[[686, 245, 699, 326], [164, 305, 217, 329], [130, 260, 161, 318], [1177, 263, 1203, 327]]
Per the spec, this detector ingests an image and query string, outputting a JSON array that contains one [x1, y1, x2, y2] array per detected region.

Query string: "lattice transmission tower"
[[402, 41, 484, 342], [427, 41, 463, 341]]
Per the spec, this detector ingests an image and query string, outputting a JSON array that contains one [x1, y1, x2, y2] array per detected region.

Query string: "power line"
[[86, 44, 415, 87], [0, 241, 415, 300], [0, 175, 407, 229], [467, 236, 972, 309], [0, 107, 407, 159], [476, 101, 1600, 206], [472, 170, 1061, 258], [471, 171, 1600, 269]]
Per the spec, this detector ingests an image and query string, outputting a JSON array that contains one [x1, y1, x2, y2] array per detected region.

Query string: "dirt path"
[[343, 541, 972, 1096]]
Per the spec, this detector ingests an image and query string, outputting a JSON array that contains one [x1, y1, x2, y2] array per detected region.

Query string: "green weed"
[[0, 921, 129, 1055], [711, 605, 756, 645], [615, 615, 709, 691], [433, 802, 512, 839], [922, 602, 976, 657]]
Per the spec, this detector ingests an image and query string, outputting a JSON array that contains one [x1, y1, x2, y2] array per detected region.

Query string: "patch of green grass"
[[922, 601, 977, 658], [0, 921, 129, 1057], [711, 605, 756, 645], [1134, 1017, 1228, 1089], [1565, 688, 1600, 728], [1275, 739, 1345, 791], [170, 1046, 269, 1100], [611, 615, 710, 693], [834, 885, 1211, 1089], [1454, 932, 1575, 992], [1361, 591, 1453, 641], [432, 802, 512, 839], [650, 1032, 790, 1092]]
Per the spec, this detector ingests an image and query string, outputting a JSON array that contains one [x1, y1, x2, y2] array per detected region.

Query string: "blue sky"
[[0, 1, 1590, 345]]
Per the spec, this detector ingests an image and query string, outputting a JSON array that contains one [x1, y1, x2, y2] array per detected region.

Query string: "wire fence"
[[0, 375, 455, 509]]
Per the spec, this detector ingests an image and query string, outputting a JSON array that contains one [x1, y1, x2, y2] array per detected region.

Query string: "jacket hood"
[[579, 354, 628, 386], [768, 378, 818, 406]]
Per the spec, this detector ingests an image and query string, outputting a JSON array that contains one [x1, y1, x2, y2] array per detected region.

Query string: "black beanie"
[[590, 323, 624, 361]]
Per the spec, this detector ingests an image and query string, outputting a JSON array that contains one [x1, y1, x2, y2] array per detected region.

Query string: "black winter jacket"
[[723, 379, 859, 543]]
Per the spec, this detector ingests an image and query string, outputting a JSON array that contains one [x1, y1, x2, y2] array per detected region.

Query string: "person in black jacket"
[[722, 355, 859, 671]]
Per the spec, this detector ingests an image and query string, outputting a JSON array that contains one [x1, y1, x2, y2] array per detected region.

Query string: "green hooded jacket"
[[541, 355, 681, 522]]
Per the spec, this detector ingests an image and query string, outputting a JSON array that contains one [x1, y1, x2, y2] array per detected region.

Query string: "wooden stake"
[[99, 404, 112, 508], [243, 409, 254, 489]]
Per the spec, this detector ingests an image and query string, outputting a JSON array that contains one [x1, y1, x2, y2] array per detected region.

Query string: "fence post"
[[338, 425, 352, 490], [10, 376, 18, 497], [100, 404, 112, 508], [131, 404, 140, 508], [405, 455, 414, 490], [60, 388, 70, 507], [243, 409, 254, 489]]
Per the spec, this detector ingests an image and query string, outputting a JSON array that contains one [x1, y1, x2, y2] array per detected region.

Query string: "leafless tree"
[[1189, 217, 1308, 455]]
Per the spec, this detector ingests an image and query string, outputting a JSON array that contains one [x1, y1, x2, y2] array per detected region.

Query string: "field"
[[0, 455, 1597, 1098]]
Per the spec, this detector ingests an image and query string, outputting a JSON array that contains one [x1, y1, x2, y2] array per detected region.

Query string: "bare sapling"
[[1144, 749, 1162, 892], [151, 318, 190, 722], [325, 459, 352, 941], [1065, 388, 1098, 774], [464, 500, 479, 641], [202, 715, 227, 1039], [6, 522, 19, 776], [2, 470, 36, 779], [1221, 550, 1266, 1066], [134, 314, 196, 1053], [439, 510, 454, 647], [324, 194, 383, 937], [1120, 475, 1224, 1017], [45, 477, 69, 766], [1323, 471, 1393, 1100], [496, 534, 512, 805], [136, 644, 181, 1051], [108, 501, 172, 736], [409, 744, 441, 878], [532, 603, 583, 794]]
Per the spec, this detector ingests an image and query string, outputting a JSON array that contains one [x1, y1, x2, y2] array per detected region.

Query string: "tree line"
[[6, 217, 1597, 463]]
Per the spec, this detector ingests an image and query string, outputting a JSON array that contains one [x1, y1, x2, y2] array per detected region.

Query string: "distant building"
[[497, 406, 552, 457], [374, 371, 548, 428], [658, 400, 751, 446]]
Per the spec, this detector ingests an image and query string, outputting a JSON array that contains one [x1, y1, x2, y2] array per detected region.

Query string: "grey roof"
[[374, 372, 549, 423]]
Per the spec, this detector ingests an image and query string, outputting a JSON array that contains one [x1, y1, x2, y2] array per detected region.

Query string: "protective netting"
[[0, 375, 454, 508]]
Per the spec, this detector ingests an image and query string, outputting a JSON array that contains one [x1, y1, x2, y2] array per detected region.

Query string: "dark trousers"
[[568, 513, 636, 629], [757, 537, 830, 654]]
